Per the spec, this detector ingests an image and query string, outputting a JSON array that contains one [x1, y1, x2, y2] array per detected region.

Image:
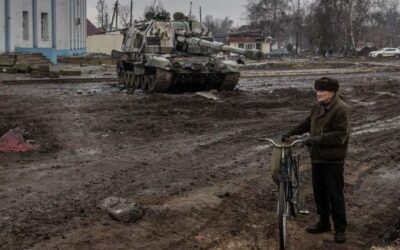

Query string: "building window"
[[41, 13, 49, 41], [238, 43, 244, 49], [245, 43, 256, 50], [23, 11, 29, 40], [256, 43, 262, 50]]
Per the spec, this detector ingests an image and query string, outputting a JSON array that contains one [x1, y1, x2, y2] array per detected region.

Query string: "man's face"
[[316, 90, 335, 103]]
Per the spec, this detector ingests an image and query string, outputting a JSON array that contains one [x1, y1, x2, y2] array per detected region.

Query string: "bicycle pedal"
[[299, 209, 310, 215]]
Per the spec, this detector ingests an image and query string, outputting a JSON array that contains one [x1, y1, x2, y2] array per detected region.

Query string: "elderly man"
[[282, 77, 350, 243]]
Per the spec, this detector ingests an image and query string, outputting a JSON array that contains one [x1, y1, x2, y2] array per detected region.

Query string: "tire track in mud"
[[0, 89, 300, 249], [1, 77, 400, 249]]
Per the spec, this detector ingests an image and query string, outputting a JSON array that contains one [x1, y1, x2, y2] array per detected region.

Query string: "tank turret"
[[112, 10, 266, 93], [176, 36, 264, 60]]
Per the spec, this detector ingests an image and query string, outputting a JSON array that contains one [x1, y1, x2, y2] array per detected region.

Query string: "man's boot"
[[335, 232, 346, 243], [306, 220, 331, 234]]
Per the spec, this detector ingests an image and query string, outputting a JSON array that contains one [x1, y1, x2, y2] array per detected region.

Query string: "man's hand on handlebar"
[[303, 136, 319, 146]]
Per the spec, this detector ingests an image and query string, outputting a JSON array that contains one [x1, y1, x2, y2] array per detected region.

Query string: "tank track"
[[118, 67, 172, 93], [118, 64, 239, 93], [145, 69, 172, 93]]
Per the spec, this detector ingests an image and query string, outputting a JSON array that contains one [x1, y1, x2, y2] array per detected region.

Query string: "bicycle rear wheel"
[[278, 181, 288, 250]]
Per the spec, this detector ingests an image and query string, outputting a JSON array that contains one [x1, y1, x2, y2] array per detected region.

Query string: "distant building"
[[0, 0, 86, 63], [227, 29, 272, 54], [87, 19, 105, 36], [213, 33, 229, 43], [86, 19, 122, 55]]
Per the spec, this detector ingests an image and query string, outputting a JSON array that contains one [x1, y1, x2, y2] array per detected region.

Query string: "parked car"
[[266, 48, 290, 58], [369, 48, 400, 58], [358, 46, 378, 56]]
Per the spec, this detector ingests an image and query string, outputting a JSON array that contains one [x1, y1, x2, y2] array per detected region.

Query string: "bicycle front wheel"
[[278, 181, 288, 250], [289, 155, 300, 217]]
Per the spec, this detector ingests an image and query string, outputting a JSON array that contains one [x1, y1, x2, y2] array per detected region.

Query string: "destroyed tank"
[[112, 11, 264, 93]]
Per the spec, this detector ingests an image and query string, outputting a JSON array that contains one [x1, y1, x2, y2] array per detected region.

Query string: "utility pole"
[[130, 0, 133, 27], [101, 3, 104, 28], [295, 0, 300, 55], [109, 0, 118, 32], [199, 6, 202, 23], [105, 12, 108, 31], [115, 0, 119, 30]]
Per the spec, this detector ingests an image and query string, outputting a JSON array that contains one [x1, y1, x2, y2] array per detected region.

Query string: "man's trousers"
[[311, 162, 347, 233]]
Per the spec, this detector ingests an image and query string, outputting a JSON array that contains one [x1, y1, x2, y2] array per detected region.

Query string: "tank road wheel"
[[153, 69, 172, 93], [135, 75, 142, 89], [220, 73, 240, 91], [129, 72, 136, 90], [147, 75, 157, 93], [117, 67, 123, 85], [126, 72, 134, 90], [141, 75, 149, 91], [123, 71, 129, 88], [146, 69, 172, 93], [127, 72, 132, 89]]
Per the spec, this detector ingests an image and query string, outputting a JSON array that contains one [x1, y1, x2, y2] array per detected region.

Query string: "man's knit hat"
[[314, 77, 339, 92]]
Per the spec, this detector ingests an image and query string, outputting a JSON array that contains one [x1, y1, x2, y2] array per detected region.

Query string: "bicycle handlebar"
[[262, 138, 305, 148]]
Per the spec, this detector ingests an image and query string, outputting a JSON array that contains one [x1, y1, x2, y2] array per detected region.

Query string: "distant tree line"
[[245, 0, 400, 53], [96, 0, 400, 53]]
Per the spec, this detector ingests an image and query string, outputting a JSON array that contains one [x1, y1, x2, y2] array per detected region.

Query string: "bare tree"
[[245, 0, 291, 42], [143, 2, 166, 17], [303, 2, 319, 50], [119, 4, 132, 29], [346, 0, 372, 50], [203, 15, 234, 35]]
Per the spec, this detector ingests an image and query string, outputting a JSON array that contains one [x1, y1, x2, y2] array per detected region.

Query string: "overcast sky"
[[87, 0, 249, 27]]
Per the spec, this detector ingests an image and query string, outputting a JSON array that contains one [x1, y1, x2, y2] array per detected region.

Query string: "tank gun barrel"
[[176, 36, 264, 60]]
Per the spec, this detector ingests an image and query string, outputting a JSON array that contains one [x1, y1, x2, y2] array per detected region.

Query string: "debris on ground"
[[195, 91, 219, 100], [0, 127, 39, 153], [1, 59, 400, 249], [99, 196, 144, 223], [60, 70, 82, 76]]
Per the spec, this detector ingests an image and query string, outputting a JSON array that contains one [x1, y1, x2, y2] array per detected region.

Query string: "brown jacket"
[[287, 94, 351, 163]]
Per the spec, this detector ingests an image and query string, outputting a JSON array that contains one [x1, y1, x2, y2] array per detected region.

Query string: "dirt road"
[[0, 70, 399, 249]]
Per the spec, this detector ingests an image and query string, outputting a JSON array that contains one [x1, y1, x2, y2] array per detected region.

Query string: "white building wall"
[[9, 0, 34, 52], [87, 33, 124, 55], [36, 0, 52, 48], [76, 0, 83, 49], [1, 0, 86, 60], [56, 0, 70, 50], [55, 0, 86, 53], [0, 0, 4, 53], [230, 41, 271, 53]]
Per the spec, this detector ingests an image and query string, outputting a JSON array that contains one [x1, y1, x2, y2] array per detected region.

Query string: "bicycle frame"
[[263, 138, 303, 250]]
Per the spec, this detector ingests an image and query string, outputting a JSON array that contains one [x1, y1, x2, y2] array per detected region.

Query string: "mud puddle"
[[238, 71, 400, 91]]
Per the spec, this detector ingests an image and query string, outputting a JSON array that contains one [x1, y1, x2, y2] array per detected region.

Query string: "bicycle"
[[263, 138, 307, 250]]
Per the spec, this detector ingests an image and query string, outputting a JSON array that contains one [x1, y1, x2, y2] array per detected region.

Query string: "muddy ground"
[[0, 65, 399, 249]]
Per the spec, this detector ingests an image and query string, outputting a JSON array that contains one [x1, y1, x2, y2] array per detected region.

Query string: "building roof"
[[87, 19, 105, 36], [228, 37, 259, 43], [229, 29, 264, 37], [213, 33, 229, 43]]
